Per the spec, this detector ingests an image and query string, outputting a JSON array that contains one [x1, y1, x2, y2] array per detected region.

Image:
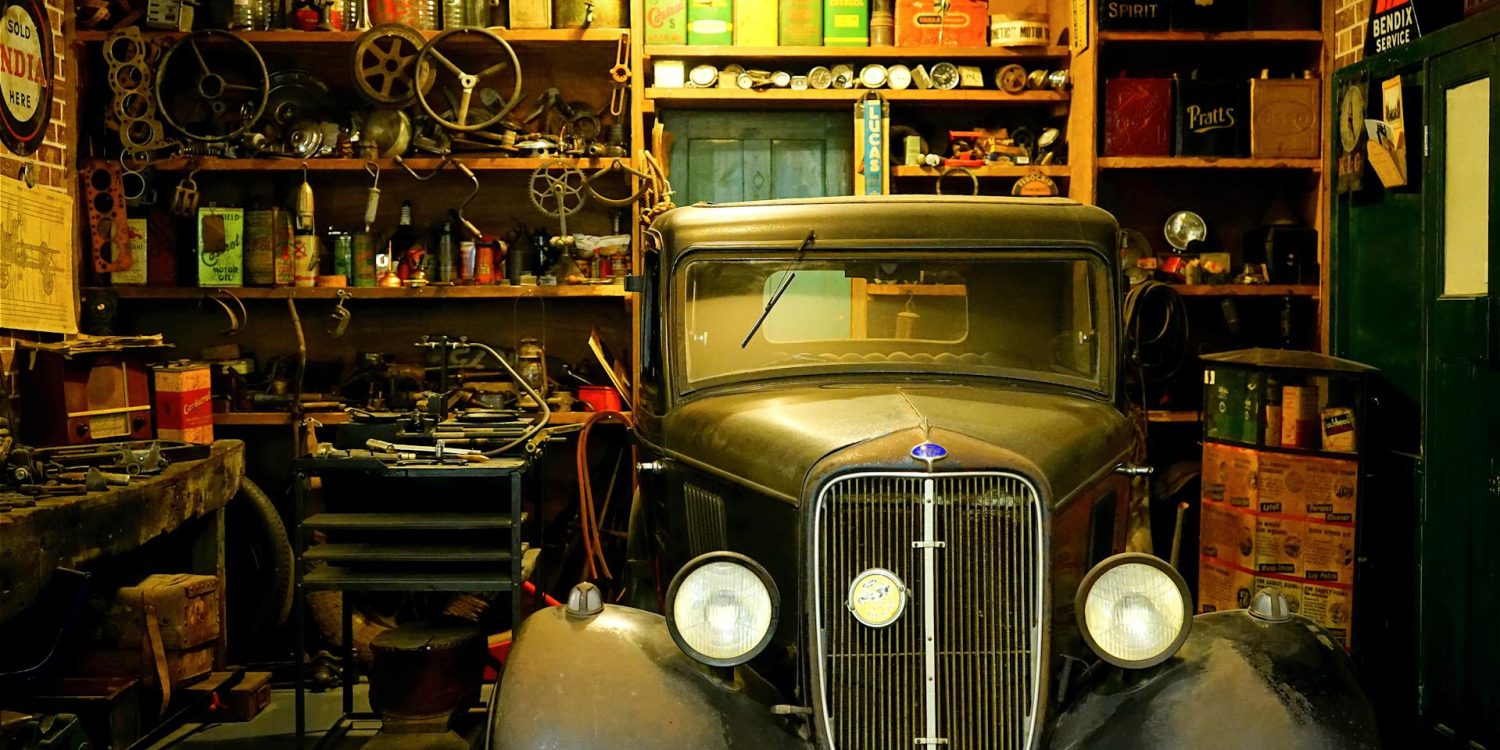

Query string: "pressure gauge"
[[930, 62, 960, 90], [688, 64, 718, 88], [808, 66, 833, 90], [859, 64, 888, 89], [887, 64, 912, 90], [772, 70, 792, 87], [831, 64, 855, 89]]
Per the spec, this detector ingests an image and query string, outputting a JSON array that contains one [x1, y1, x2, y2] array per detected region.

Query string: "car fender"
[[491, 604, 809, 750], [1050, 610, 1381, 750]]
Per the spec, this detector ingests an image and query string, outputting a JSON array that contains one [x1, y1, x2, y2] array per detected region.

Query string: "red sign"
[[0, 0, 52, 156]]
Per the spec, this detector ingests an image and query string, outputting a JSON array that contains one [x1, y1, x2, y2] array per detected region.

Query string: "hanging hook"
[[202, 289, 247, 335], [327, 289, 352, 337]]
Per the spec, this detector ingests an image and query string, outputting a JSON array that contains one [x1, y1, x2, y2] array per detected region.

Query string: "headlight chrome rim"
[[1075, 552, 1192, 670], [665, 551, 780, 667]]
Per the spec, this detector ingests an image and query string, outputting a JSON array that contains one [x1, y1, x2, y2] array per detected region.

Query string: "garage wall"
[[1335, 0, 1372, 69]]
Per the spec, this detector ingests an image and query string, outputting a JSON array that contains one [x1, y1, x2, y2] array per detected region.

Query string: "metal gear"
[[352, 24, 433, 107], [528, 160, 587, 218]]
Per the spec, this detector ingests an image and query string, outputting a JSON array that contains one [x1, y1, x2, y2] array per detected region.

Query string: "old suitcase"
[[1176, 77, 1249, 157], [1104, 77, 1173, 156], [1097, 0, 1167, 30], [1250, 74, 1321, 159]]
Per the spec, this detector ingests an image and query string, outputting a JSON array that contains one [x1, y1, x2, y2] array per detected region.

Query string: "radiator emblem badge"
[[847, 568, 907, 628], [910, 441, 948, 467]]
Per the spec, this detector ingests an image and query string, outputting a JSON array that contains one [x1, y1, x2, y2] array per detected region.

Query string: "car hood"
[[658, 382, 1132, 507]]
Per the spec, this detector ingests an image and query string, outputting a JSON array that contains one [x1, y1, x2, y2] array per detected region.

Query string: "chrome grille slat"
[[816, 472, 1042, 750]]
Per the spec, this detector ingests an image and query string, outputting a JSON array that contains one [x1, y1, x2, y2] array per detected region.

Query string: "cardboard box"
[[196, 207, 243, 288], [779, 0, 821, 43], [1250, 77, 1321, 159], [1280, 384, 1322, 448], [1198, 557, 1255, 613], [153, 363, 213, 445], [111, 219, 148, 285], [1176, 78, 1249, 157], [1200, 503, 1255, 571], [736, 0, 778, 44], [1255, 514, 1303, 576], [509, 0, 552, 28], [1302, 523, 1356, 585], [1104, 77, 1173, 157], [645, 0, 689, 44], [1300, 582, 1353, 646], [688, 0, 734, 44], [896, 0, 988, 47], [823, 0, 869, 45], [1098, 0, 1167, 30]]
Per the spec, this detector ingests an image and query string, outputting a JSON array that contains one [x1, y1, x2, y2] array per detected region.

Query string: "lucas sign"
[[0, 0, 52, 156]]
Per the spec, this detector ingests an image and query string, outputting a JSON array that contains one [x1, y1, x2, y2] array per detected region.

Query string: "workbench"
[[0, 440, 246, 662]]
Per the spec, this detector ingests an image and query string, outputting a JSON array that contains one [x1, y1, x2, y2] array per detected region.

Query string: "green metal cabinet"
[[663, 111, 853, 205], [1332, 12, 1500, 749]]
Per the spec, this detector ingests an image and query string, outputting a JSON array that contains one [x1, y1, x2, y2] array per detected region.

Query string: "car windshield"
[[675, 251, 1111, 393]]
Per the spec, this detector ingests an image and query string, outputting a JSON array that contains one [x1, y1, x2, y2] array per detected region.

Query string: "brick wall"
[[1335, 0, 1371, 69], [0, 0, 72, 192]]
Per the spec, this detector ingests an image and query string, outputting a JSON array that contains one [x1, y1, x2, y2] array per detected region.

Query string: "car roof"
[[648, 196, 1121, 266]]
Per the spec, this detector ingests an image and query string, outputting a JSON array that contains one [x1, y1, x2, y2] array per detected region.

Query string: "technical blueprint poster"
[[0, 173, 76, 333]]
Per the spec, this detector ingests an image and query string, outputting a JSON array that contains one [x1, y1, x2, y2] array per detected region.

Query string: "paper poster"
[[0, 173, 76, 333]]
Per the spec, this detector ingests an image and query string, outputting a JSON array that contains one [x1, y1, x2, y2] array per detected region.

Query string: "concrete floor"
[[150, 683, 492, 750]]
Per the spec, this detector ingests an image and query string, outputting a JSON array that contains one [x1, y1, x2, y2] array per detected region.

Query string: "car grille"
[[814, 473, 1043, 750]]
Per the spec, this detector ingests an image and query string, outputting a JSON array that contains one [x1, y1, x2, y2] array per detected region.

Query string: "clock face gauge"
[[887, 65, 911, 90], [808, 66, 833, 90], [930, 62, 959, 90], [859, 64, 887, 89], [1339, 85, 1367, 154]]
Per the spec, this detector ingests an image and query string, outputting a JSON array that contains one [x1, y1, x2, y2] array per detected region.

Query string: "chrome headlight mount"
[[666, 552, 780, 668]]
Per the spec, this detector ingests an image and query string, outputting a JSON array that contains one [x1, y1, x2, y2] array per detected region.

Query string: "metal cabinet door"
[[663, 111, 852, 205], [1423, 40, 1500, 749]]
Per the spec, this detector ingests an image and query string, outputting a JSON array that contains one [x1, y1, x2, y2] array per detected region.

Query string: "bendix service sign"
[[0, 0, 53, 156]]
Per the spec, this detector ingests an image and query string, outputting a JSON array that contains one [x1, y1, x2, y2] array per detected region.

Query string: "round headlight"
[[666, 552, 779, 667], [1075, 553, 1192, 669]]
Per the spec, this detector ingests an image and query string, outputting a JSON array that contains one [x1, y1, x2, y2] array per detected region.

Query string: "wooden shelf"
[[1098, 156, 1321, 170], [214, 409, 618, 426], [890, 164, 1069, 178], [94, 285, 630, 300], [84, 156, 623, 173], [1147, 410, 1202, 424], [1099, 30, 1324, 44], [644, 88, 1067, 111], [643, 44, 1071, 60], [75, 28, 628, 44], [1170, 284, 1320, 298]]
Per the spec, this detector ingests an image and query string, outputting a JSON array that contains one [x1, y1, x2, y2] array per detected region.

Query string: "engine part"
[[584, 158, 650, 207], [359, 108, 414, 157], [353, 24, 434, 107], [266, 69, 333, 128], [169, 168, 201, 217], [414, 28, 523, 132], [996, 64, 1028, 94], [82, 161, 135, 274], [155, 30, 270, 143], [105, 28, 173, 159], [934, 167, 978, 196]]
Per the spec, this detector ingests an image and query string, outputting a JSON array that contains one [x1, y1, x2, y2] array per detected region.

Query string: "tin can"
[[153, 361, 214, 444], [329, 232, 353, 279], [475, 239, 495, 284], [353, 232, 378, 287], [458, 240, 477, 282], [293, 232, 320, 287]]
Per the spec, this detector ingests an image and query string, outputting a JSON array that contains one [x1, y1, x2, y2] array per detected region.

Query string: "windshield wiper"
[[740, 230, 816, 348]]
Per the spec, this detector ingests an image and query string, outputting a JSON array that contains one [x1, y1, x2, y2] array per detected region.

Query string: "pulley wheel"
[[353, 24, 434, 107]]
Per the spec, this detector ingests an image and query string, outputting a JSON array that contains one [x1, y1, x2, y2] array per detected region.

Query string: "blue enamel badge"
[[910, 442, 948, 465]]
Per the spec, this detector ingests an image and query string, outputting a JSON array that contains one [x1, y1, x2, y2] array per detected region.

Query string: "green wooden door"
[[664, 111, 852, 205], [1423, 41, 1500, 748]]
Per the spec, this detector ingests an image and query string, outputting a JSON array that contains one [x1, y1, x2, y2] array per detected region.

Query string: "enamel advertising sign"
[[0, 0, 53, 156]]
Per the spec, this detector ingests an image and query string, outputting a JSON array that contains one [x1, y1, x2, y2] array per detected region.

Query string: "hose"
[[575, 411, 632, 580]]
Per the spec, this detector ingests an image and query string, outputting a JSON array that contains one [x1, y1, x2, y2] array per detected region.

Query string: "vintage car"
[[491, 197, 1380, 749]]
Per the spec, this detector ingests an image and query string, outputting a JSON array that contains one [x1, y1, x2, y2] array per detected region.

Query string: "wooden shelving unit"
[[642, 87, 1068, 112], [82, 156, 626, 173], [75, 28, 628, 43], [1147, 410, 1202, 423], [93, 285, 629, 300], [642, 45, 1071, 60], [1170, 284, 1319, 298], [214, 409, 612, 426], [891, 164, 1069, 178], [1098, 156, 1322, 170], [1098, 30, 1324, 44]]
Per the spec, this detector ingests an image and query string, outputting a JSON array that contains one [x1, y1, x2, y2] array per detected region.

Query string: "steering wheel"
[[414, 28, 523, 133], [155, 30, 269, 143]]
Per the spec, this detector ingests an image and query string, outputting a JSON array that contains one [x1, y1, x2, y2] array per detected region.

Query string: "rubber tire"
[[227, 477, 295, 638]]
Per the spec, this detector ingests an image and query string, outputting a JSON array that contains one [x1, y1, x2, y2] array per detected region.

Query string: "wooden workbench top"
[[0, 440, 245, 622]]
